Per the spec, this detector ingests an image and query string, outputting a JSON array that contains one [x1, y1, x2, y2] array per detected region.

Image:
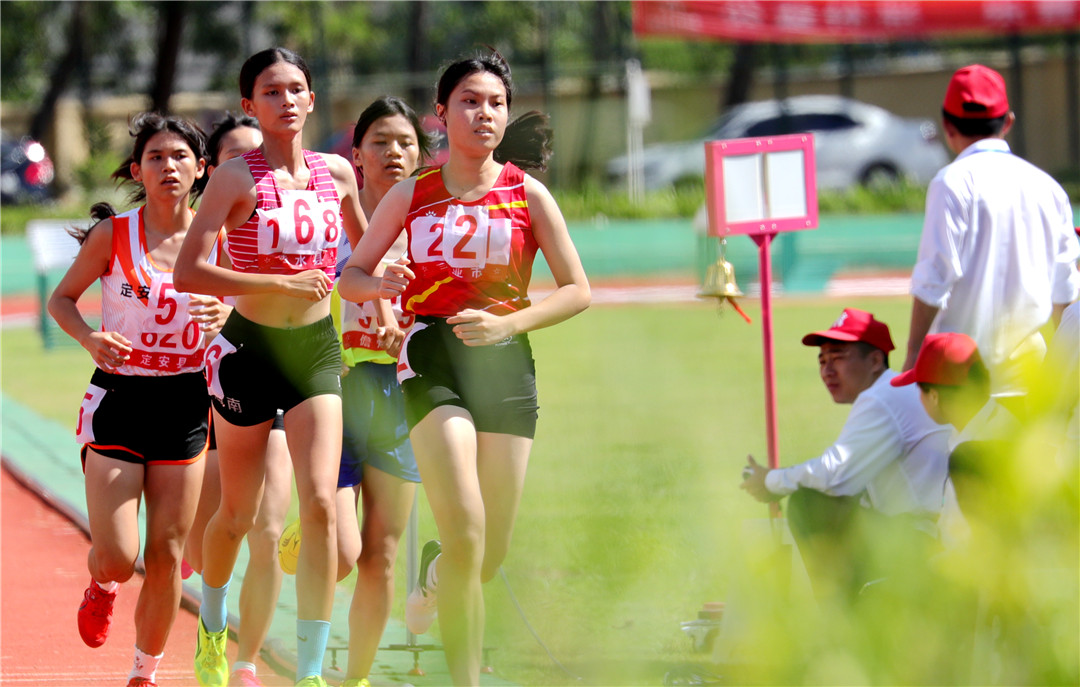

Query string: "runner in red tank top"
[[339, 52, 591, 686], [48, 112, 228, 687], [174, 48, 367, 687]]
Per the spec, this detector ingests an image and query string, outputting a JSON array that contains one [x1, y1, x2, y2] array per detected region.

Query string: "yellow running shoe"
[[294, 677, 327, 687], [194, 617, 228, 687]]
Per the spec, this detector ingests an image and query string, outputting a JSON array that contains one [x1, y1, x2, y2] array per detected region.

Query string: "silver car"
[[607, 95, 949, 191]]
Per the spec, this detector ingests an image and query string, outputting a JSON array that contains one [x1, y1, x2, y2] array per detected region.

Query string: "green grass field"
[[2, 295, 917, 684]]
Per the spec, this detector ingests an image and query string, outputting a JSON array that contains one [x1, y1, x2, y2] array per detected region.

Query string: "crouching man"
[[741, 308, 951, 602]]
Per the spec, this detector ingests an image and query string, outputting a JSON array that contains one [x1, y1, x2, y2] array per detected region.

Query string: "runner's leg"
[[408, 406, 484, 686]]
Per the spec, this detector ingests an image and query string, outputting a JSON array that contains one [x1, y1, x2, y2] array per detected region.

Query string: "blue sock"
[[200, 578, 230, 633], [295, 619, 331, 680]]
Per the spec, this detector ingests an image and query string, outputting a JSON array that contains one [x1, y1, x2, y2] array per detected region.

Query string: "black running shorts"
[[397, 316, 538, 438], [78, 369, 209, 465], [207, 311, 341, 427]]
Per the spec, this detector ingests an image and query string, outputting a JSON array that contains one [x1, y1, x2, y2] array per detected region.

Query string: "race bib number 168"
[[257, 189, 340, 256]]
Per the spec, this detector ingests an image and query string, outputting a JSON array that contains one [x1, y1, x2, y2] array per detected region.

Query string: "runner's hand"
[[82, 331, 133, 371], [188, 295, 232, 338], [377, 324, 405, 358], [378, 256, 414, 299], [448, 309, 514, 347], [281, 270, 332, 301]]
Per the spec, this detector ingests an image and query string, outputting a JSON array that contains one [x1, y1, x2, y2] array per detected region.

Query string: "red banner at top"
[[634, 1, 1080, 43]]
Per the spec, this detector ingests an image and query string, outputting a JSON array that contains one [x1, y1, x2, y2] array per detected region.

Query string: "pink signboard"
[[704, 133, 818, 237]]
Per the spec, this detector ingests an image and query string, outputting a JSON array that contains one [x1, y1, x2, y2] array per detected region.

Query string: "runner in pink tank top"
[[173, 48, 368, 687]]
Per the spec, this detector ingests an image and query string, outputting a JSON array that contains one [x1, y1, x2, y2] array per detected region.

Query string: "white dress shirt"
[[766, 370, 951, 517], [910, 138, 1080, 395]]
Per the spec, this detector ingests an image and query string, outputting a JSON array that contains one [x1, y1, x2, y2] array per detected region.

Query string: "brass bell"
[[698, 238, 751, 323], [698, 257, 744, 299]]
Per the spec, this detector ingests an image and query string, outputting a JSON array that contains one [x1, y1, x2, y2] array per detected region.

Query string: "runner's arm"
[[47, 219, 132, 369]]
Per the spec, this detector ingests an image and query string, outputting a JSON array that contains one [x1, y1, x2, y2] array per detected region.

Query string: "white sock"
[[96, 579, 119, 593], [129, 646, 163, 681], [232, 661, 257, 675], [426, 554, 440, 590]]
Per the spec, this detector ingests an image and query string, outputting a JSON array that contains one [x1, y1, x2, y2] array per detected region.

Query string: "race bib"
[[342, 295, 415, 351], [75, 384, 107, 444], [127, 275, 204, 372], [257, 189, 340, 271], [395, 322, 429, 384], [204, 335, 238, 401], [410, 205, 512, 281]]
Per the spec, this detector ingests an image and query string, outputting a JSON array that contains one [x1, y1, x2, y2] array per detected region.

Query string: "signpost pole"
[[752, 231, 780, 472], [704, 133, 818, 521]]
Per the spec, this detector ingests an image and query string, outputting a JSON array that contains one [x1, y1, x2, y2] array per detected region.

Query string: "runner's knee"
[[90, 545, 137, 583]]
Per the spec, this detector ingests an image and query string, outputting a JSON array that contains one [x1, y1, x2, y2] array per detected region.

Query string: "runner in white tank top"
[[48, 112, 228, 687]]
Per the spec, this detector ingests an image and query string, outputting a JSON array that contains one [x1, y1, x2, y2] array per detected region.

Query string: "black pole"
[[1008, 33, 1026, 158], [772, 43, 789, 103], [840, 44, 856, 100], [1066, 31, 1080, 170]]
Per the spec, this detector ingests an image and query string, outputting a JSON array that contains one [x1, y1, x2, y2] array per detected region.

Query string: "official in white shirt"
[[904, 64, 1080, 399]]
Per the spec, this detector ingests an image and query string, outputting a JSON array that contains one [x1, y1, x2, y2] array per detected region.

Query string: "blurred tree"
[[28, 1, 87, 140], [724, 42, 758, 110], [150, 1, 186, 113], [185, 2, 251, 94], [405, 1, 430, 109], [565, 1, 624, 186], [1, 1, 68, 104]]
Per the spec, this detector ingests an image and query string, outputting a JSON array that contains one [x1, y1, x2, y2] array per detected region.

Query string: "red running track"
[[0, 466, 292, 687]]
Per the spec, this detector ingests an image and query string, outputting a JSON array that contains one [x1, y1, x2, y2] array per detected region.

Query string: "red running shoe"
[[77, 578, 116, 648], [127, 678, 157, 687], [228, 668, 264, 686]]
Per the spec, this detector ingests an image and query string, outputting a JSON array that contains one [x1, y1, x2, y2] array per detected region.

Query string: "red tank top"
[[225, 148, 341, 280], [402, 162, 536, 317]]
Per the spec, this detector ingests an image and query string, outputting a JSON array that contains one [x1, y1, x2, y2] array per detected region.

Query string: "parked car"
[[1, 130, 55, 205], [607, 95, 949, 192]]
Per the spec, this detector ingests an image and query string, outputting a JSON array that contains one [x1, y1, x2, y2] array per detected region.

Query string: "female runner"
[[338, 52, 590, 686], [48, 112, 224, 687], [333, 96, 431, 687], [174, 47, 365, 687], [184, 111, 295, 687]]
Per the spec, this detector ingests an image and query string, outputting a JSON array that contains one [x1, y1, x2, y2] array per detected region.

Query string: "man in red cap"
[[892, 333, 1075, 685], [904, 64, 1080, 403], [741, 308, 950, 601], [892, 332, 1020, 521]]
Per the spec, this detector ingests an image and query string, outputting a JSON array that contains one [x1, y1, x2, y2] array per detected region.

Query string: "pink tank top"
[[225, 148, 341, 281]]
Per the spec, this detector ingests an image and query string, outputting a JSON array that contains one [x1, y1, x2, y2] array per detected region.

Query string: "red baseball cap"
[[891, 333, 981, 387], [802, 308, 894, 353], [943, 65, 1009, 119]]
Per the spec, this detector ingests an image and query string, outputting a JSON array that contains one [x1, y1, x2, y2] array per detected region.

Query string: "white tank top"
[[99, 207, 218, 376]]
